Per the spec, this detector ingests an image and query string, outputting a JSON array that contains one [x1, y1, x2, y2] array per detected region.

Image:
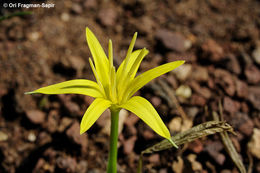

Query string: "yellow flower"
[[26, 28, 184, 147]]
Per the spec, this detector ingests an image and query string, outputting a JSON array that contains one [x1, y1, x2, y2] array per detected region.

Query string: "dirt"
[[0, 0, 260, 172]]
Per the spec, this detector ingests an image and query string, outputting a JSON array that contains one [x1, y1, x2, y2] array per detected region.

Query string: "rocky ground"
[[0, 0, 260, 172]]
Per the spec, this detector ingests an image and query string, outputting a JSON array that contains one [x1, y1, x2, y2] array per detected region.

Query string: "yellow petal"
[[86, 28, 109, 85], [80, 98, 112, 134], [116, 50, 140, 80], [25, 79, 102, 98], [120, 96, 171, 139], [127, 60, 185, 98]]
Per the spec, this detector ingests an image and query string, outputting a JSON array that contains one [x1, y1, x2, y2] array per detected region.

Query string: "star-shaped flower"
[[26, 28, 184, 147]]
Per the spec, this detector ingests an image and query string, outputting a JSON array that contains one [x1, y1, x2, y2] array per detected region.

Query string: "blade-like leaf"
[[120, 96, 173, 141], [126, 60, 185, 98], [25, 79, 102, 98], [80, 98, 112, 134]]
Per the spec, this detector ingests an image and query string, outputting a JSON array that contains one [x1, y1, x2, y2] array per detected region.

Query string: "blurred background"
[[0, 0, 260, 172]]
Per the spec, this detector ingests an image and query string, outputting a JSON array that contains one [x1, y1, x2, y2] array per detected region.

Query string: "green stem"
[[107, 108, 120, 173]]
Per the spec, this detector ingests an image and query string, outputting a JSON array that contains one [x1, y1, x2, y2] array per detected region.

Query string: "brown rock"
[[230, 112, 254, 136], [26, 110, 46, 124], [148, 154, 160, 163], [84, 0, 97, 9], [235, 80, 248, 99], [245, 65, 260, 84], [192, 66, 209, 82], [56, 156, 77, 172], [214, 69, 236, 96], [191, 94, 207, 106], [190, 81, 211, 99], [225, 54, 241, 75], [46, 110, 59, 133], [98, 8, 117, 27], [248, 86, 260, 111], [204, 141, 225, 165], [155, 29, 191, 52], [66, 121, 88, 151], [123, 136, 137, 154], [247, 128, 260, 159], [151, 96, 162, 107], [188, 139, 203, 153], [223, 96, 240, 114], [71, 4, 83, 14], [201, 39, 225, 62]]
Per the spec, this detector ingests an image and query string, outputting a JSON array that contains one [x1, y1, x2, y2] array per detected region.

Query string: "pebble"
[[98, 8, 117, 27], [230, 112, 254, 136], [223, 96, 240, 114], [191, 94, 207, 106], [191, 66, 209, 82], [123, 136, 137, 154], [225, 53, 241, 74], [27, 132, 36, 142], [247, 128, 260, 159], [204, 141, 225, 165], [56, 156, 77, 172], [155, 29, 191, 52], [214, 69, 236, 96], [248, 86, 260, 111], [252, 47, 260, 65], [172, 64, 192, 81], [0, 131, 8, 141], [245, 65, 260, 84], [66, 121, 88, 151], [148, 154, 160, 163], [201, 39, 224, 62], [176, 85, 192, 99], [26, 110, 46, 125], [235, 80, 248, 99]]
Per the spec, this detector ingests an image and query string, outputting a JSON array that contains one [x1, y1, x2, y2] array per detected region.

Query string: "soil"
[[1, 0, 260, 172]]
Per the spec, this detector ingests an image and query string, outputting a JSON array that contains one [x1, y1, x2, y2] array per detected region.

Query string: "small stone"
[[245, 65, 260, 84], [26, 110, 46, 124], [235, 80, 248, 99], [230, 112, 254, 136], [188, 140, 203, 153], [84, 0, 97, 9], [248, 87, 260, 111], [214, 69, 236, 96], [252, 47, 260, 65], [61, 13, 70, 22], [148, 154, 160, 163], [176, 85, 192, 99], [201, 39, 224, 62], [172, 64, 192, 81], [58, 117, 73, 133], [98, 8, 117, 27], [248, 128, 260, 159], [71, 4, 83, 14], [187, 154, 203, 172], [151, 96, 162, 107], [191, 94, 207, 106], [76, 160, 88, 173], [69, 56, 86, 74], [169, 117, 182, 132], [190, 81, 211, 99], [223, 96, 240, 114], [46, 110, 59, 133], [66, 121, 88, 151], [0, 131, 8, 141], [27, 132, 36, 142], [205, 141, 225, 165], [123, 136, 137, 154], [225, 54, 241, 74], [192, 66, 209, 82], [155, 29, 191, 52], [56, 156, 77, 172], [172, 156, 184, 173]]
